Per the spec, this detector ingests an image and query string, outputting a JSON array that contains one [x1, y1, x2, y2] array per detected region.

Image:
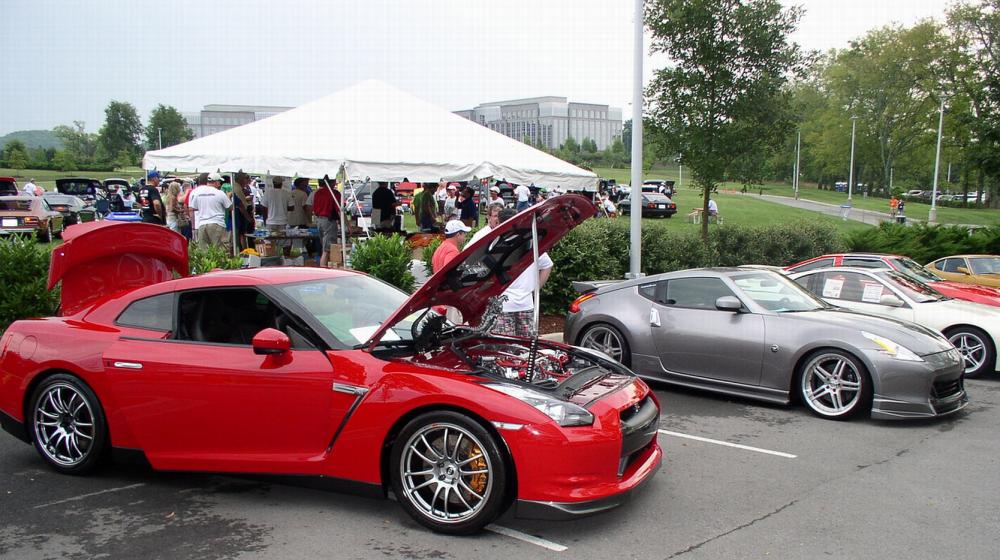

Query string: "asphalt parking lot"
[[2, 377, 998, 560]]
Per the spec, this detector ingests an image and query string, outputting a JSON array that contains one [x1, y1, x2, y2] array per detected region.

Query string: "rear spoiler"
[[48, 221, 188, 316], [572, 279, 625, 293]]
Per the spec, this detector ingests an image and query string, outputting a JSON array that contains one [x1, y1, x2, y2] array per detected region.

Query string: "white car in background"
[[790, 267, 1000, 378]]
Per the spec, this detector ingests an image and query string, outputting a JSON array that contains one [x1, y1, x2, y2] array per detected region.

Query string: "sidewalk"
[[755, 194, 901, 226]]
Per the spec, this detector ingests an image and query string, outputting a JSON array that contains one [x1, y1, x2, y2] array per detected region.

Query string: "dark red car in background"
[[785, 253, 1000, 307], [0, 197, 661, 535]]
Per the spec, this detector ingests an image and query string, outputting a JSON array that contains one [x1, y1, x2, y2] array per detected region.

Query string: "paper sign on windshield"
[[862, 283, 884, 303], [822, 278, 844, 298]]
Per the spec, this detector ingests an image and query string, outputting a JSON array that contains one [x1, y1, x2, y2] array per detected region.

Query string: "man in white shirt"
[[470, 207, 553, 337], [514, 183, 531, 211], [708, 198, 719, 217], [189, 172, 233, 251], [261, 177, 292, 231]]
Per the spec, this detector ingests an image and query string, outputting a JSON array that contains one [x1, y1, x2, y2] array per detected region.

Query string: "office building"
[[183, 104, 293, 138], [455, 96, 623, 150]]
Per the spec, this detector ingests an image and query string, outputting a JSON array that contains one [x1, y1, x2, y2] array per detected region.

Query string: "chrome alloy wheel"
[[949, 331, 987, 375], [801, 353, 864, 417], [33, 382, 96, 467], [399, 422, 493, 525], [580, 325, 625, 362]]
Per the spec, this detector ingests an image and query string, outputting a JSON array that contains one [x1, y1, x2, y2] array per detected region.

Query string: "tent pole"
[[230, 171, 238, 257], [338, 164, 347, 267]]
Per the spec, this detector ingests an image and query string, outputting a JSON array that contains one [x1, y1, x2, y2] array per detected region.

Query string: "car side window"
[[663, 278, 736, 310], [116, 293, 175, 332], [841, 257, 882, 268], [174, 288, 315, 349], [811, 271, 884, 304], [790, 257, 835, 273], [638, 283, 658, 302], [940, 258, 964, 273]]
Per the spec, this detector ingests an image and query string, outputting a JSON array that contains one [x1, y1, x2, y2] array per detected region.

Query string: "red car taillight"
[[569, 292, 596, 313], [23, 216, 39, 226], [647, 203, 655, 208]]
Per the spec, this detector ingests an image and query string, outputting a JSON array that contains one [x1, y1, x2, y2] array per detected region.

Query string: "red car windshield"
[[279, 276, 411, 346], [890, 257, 943, 283]]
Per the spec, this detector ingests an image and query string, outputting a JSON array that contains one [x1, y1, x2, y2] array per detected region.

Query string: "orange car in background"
[[926, 255, 1000, 288], [0, 196, 65, 242]]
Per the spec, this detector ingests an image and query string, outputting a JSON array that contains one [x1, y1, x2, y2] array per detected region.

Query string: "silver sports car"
[[564, 268, 968, 420]]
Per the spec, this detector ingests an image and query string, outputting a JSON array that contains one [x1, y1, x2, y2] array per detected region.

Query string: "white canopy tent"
[[143, 80, 598, 190]]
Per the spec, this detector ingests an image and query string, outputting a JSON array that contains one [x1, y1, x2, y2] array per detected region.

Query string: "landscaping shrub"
[[188, 243, 242, 274], [846, 222, 1000, 263], [0, 236, 59, 333], [352, 233, 415, 292]]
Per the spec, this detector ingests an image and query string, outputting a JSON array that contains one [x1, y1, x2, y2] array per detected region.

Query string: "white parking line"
[[33, 483, 147, 509], [487, 524, 568, 552], [658, 430, 797, 459]]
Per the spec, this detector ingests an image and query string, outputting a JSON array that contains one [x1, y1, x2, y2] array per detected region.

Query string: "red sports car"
[[785, 253, 1000, 308], [0, 196, 662, 535]]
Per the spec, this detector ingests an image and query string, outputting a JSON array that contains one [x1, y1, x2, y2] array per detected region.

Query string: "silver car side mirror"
[[715, 296, 743, 312]]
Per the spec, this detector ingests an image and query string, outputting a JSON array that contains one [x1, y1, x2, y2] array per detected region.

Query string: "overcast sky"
[[0, 0, 951, 136]]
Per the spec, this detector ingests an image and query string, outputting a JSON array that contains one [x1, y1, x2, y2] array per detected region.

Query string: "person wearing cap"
[[443, 184, 459, 220], [487, 185, 503, 206], [431, 219, 471, 274], [189, 172, 233, 251], [307, 175, 343, 268], [140, 170, 166, 224]]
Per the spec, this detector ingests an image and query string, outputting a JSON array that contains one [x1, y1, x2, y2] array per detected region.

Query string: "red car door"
[[105, 338, 359, 474]]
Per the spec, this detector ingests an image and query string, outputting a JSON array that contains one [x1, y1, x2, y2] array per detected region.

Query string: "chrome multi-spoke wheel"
[[947, 328, 994, 378], [799, 351, 870, 420], [579, 324, 629, 365], [30, 375, 106, 474], [391, 412, 507, 534]]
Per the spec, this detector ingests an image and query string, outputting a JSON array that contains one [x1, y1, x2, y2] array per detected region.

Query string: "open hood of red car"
[[365, 194, 596, 350], [48, 221, 189, 316]]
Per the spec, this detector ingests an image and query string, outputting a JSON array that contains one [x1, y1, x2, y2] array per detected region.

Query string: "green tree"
[[97, 101, 143, 164], [145, 104, 194, 151], [562, 136, 581, 154], [53, 121, 98, 166], [646, 0, 803, 239], [2, 140, 29, 169], [52, 150, 78, 172]]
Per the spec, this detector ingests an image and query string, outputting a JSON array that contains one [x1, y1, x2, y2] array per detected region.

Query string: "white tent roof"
[[144, 80, 598, 191]]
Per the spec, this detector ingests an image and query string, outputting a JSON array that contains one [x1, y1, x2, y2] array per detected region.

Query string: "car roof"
[[942, 254, 997, 258], [791, 266, 893, 276]]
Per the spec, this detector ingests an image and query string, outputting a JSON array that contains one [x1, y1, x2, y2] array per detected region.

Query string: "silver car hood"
[[781, 308, 954, 356]]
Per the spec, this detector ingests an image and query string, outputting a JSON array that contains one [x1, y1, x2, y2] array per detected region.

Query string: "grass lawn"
[[591, 165, 999, 227]]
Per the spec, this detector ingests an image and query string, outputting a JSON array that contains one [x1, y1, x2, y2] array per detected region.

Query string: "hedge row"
[[845, 222, 1000, 264], [540, 220, 847, 314], [0, 236, 58, 334]]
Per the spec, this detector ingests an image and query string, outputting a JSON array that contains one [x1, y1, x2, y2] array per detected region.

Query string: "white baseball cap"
[[444, 220, 472, 236], [208, 172, 223, 182], [490, 186, 501, 193]]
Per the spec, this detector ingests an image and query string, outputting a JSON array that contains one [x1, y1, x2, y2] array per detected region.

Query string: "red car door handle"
[[112, 361, 143, 370]]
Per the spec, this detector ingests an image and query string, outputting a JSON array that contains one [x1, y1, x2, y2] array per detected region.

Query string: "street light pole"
[[158, 128, 163, 150], [848, 116, 858, 202], [929, 96, 945, 224], [627, 0, 644, 279], [794, 129, 801, 200]]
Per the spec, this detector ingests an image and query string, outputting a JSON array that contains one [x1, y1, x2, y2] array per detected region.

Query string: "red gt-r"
[[0, 195, 662, 534], [785, 253, 1000, 308]]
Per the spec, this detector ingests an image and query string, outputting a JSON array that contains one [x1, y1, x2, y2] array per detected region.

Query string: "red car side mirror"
[[252, 328, 291, 355]]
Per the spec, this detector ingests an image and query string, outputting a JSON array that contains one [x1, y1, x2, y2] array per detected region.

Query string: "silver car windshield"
[[732, 272, 827, 312]]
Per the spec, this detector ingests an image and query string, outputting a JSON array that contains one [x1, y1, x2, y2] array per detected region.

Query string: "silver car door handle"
[[333, 383, 369, 396], [650, 308, 661, 327], [113, 361, 143, 370]]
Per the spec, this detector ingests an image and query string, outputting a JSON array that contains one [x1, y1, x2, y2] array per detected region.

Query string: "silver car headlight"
[[861, 331, 924, 362], [484, 383, 594, 426]]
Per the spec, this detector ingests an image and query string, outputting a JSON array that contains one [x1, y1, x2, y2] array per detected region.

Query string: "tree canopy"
[[145, 104, 194, 150]]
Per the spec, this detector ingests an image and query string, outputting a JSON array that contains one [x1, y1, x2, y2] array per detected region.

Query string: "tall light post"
[[158, 128, 163, 150], [627, 0, 644, 279], [847, 116, 858, 202], [794, 129, 801, 199], [929, 95, 945, 224]]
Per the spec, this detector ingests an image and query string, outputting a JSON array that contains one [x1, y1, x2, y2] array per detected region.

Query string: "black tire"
[[390, 411, 508, 535], [945, 326, 995, 379], [54, 219, 65, 240], [28, 374, 108, 475], [578, 323, 631, 367], [38, 221, 52, 243], [797, 349, 872, 420]]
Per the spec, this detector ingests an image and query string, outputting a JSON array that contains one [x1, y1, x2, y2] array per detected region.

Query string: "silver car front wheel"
[[799, 351, 870, 420]]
